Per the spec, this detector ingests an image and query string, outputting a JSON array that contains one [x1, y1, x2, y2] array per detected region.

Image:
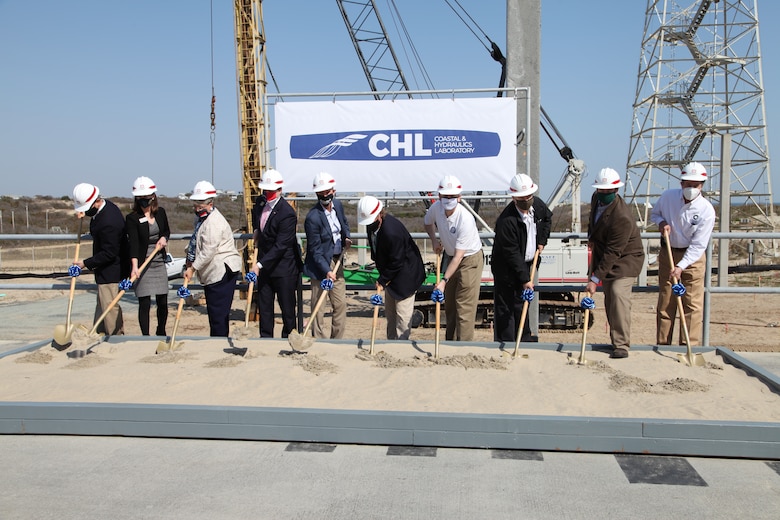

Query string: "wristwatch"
[[441, 277, 448, 283]]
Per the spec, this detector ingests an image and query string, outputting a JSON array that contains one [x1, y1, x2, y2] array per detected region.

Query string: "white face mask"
[[442, 198, 459, 211], [682, 187, 701, 201]]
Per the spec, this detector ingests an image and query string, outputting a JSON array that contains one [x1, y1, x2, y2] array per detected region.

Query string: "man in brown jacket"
[[585, 168, 645, 358]]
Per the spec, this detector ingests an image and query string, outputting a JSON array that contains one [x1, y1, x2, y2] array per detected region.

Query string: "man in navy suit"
[[303, 172, 352, 339], [358, 195, 425, 340], [72, 182, 128, 336], [250, 169, 303, 338]]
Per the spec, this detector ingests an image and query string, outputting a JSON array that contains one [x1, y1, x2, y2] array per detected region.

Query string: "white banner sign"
[[273, 97, 517, 193]]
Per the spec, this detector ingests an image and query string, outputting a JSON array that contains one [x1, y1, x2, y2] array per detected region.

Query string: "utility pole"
[[505, 0, 541, 335], [505, 0, 540, 185]]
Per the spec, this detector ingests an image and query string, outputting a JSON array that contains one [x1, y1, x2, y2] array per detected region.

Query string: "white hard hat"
[[312, 171, 336, 193], [190, 180, 217, 201], [72, 183, 100, 213], [357, 195, 384, 226], [132, 176, 157, 197], [592, 167, 625, 189], [257, 169, 284, 191], [437, 175, 463, 196], [509, 174, 538, 197], [680, 161, 707, 182]]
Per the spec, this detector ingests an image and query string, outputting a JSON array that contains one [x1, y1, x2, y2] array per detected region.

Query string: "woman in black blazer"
[[125, 176, 171, 336]]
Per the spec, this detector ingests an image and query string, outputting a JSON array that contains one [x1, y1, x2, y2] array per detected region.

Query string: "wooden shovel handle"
[[244, 248, 258, 327], [513, 249, 541, 358], [65, 218, 84, 331], [168, 279, 189, 346], [89, 245, 162, 335], [663, 229, 692, 348], [434, 253, 441, 359], [369, 286, 383, 356], [302, 254, 344, 338]]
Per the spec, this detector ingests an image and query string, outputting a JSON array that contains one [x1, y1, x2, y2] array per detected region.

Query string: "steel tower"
[[625, 0, 773, 230]]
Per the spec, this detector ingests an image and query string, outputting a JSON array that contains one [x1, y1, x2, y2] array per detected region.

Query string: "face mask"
[[318, 193, 334, 205], [442, 198, 459, 211], [84, 206, 98, 217], [597, 192, 616, 205], [194, 207, 210, 219], [138, 197, 152, 209], [265, 190, 279, 203], [682, 187, 700, 201], [366, 220, 380, 234], [514, 197, 533, 211]]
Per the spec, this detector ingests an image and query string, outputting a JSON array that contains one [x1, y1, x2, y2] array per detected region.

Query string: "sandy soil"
[[3, 338, 779, 423]]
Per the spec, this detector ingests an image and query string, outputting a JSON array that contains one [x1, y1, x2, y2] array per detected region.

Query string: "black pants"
[[203, 266, 239, 337], [137, 294, 168, 336], [257, 274, 299, 338], [493, 273, 534, 343]]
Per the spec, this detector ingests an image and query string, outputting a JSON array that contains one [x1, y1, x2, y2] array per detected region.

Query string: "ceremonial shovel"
[[288, 253, 344, 352], [663, 229, 705, 367], [52, 218, 84, 350], [512, 249, 540, 358], [70, 245, 161, 357]]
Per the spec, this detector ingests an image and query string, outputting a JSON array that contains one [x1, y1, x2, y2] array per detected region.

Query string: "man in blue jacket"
[[358, 195, 425, 340], [303, 172, 352, 339]]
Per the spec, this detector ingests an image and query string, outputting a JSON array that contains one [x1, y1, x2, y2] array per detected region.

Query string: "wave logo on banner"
[[290, 130, 501, 161]]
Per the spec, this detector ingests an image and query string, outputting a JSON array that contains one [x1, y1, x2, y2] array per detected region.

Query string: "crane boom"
[[234, 0, 267, 232]]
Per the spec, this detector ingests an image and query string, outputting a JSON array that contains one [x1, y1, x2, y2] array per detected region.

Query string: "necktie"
[[260, 204, 271, 231]]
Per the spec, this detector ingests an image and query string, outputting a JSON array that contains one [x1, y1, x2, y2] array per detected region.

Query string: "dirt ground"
[[2, 273, 778, 353]]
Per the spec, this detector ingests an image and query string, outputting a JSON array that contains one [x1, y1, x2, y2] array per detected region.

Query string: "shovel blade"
[[287, 330, 314, 352], [52, 324, 74, 351], [677, 352, 706, 367]]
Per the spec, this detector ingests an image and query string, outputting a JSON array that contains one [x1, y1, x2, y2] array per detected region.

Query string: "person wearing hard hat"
[[249, 169, 303, 338], [491, 173, 553, 343], [303, 172, 352, 339], [423, 175, 484, 341], [184, 180, 242, 337], [585, 168, 645, 358], [71, 182, 129, 336], [125, 176, 171, 336], [358, 195, 425, 340], [650, 161, 715, 346]]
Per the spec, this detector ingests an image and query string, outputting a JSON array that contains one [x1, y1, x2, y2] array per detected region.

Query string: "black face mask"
[[514, 197, 533, 211], [317, 193, 334, 205], [138, 198, 152, 209], [85, 206, 98, 217], [366, 220, 380, 234]]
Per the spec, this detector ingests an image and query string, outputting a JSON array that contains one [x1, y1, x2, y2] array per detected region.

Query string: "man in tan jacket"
[[585, 168, 645, 358]]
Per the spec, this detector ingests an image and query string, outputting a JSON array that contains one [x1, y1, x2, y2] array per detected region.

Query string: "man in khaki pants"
[[585, 168, 645, 359], [650, 161, 716, 345], [424, 175, 484, 341]]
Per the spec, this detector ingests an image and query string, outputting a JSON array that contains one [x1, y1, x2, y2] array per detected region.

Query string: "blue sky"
[[1, 0, 777, 203]]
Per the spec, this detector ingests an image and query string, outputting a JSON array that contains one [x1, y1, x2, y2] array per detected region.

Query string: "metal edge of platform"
[[0, 339, 778, 460]]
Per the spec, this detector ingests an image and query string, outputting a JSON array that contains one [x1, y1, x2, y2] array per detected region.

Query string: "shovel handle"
[[168, 279, 189, 347], [369, 286, 383, 356], [577, 291, 592, 364], [89, 245, 162, 335], [663, 230, 694, 358], [434, 253, 441, 359], [65, 218, 84, 331], [244, 249, 258, 327], [513, 249, 540, 358], [301, 254, 344, 338]]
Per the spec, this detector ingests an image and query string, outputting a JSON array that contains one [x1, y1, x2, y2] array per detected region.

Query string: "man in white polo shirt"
[[424, 175, 484, 341], [650, 161, 715, 345]]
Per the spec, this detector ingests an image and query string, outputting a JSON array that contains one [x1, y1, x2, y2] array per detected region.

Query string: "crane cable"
[[443, 0, 506, 92], [209, 0, 216, 185]]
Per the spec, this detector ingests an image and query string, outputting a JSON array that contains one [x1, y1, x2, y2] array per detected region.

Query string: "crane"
[[233, 0, 267, 234]]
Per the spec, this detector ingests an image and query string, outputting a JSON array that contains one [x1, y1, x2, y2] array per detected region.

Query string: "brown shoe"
[[610, 347, 629, 359]]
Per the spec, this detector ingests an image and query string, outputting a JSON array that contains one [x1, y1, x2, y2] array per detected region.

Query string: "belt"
[[671, 247, 688, 252]]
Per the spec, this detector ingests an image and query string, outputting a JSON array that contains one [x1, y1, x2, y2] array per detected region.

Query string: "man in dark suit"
[[72, 182, 128, 336], [358, 195, 425, 340], [585, 168, 645, 358], [303, 172, 352, 339], [491, 174, 553, 343], [250, 169, 303, 338]]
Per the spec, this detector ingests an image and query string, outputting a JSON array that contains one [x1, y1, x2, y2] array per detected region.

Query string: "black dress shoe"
[[610, 347, 629, 359]]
